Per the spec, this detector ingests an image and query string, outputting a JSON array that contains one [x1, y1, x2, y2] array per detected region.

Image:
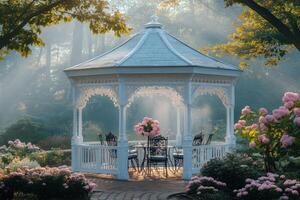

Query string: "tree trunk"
[[45, 44, 51, 79], [242, 0, 300, 52], [70, 21, 84, 65]]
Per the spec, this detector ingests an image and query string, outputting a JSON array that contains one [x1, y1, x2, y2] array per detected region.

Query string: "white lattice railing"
[[192, 143, 232, 174], [74, 143, 117, 175]]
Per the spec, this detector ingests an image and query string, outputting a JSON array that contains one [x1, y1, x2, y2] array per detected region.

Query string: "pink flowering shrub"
[[0, 166, 96, 200], [0, 139, 40, 166], [134, 117, 160, 137], [235, 173, 300, 200], [235, 92, 300, 172], [185, 176, 230, 199]]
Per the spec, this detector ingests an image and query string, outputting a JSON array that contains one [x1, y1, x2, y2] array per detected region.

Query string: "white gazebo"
[[64, 17, 242, 180]]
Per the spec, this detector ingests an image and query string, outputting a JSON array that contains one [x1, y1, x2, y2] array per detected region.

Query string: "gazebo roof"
[[65, 17, 241, 77]]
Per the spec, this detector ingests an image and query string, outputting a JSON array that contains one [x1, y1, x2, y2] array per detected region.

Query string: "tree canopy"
[[207, 0, 300, 67], [0, 0, 131, 60]]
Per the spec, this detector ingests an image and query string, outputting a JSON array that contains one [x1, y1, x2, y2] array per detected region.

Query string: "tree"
[[0, 0, 131, 60], [207, 0, 300, 67]]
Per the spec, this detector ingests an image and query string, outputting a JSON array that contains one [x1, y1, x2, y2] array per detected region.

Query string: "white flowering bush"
[[235, 173, 300, 200], [0, 139, 40, 166], [0, 166, 96, 200], [7, 158, 40, 171]]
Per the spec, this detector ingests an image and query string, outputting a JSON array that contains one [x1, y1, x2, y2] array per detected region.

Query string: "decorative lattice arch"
[[126, 86, 184, 108], [76, 86, 119, 109], [192, 86, 230, 107]]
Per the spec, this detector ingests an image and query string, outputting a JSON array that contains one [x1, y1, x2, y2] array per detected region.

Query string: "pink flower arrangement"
[[134, 117, 160, 137]]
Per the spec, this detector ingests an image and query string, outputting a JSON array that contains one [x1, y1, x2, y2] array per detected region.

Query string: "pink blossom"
[[259, 108, 268, 115], [293, 108, 300, 116], [294, 117, 300, 126], [249, 141, 256, 148], [280, 195, 289, 200], [272, 107, 289, 120], [280, 134, 295, 148], [234, 123, 242, 129], [292, 190, 299, 195], [241, 106, 251, 115], [284, 101, 294, 109], [265, 115, 275, 123], [259, 116, 267, 124], [282, 92, 299, 103], [258, 134, 270, 144], [238, 120, 246, 126], [250, 124, 258, 130]]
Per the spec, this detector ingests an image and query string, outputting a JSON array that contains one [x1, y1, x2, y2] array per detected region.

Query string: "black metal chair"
[[172, 132, 204, 170], [148, 135, 168, 177], [105, 132, 139, 171], [204, 133, 214, 145]]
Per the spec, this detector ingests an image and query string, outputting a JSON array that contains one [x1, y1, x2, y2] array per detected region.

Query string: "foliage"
[[7, 158, 40, 172], [234, 173, 300, 200], [206, 0, 300, 67], [0, 139, 40, 167], [30, 149, 71, 167], [37, 135, 71, 150], [0, 118, 49, 145], [235, 92, 300, 172], [0, 166, 96, 200], [0, 0, 131, 59], [185, 176, 230, 200], [201, 153, 264, 192]]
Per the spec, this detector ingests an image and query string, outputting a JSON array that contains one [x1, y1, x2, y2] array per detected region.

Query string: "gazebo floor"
[[85, 167, 183, 181], [129, 167, 183, 181]]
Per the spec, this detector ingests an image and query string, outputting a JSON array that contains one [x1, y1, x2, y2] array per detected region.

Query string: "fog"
[[0, 0, 299, 143]]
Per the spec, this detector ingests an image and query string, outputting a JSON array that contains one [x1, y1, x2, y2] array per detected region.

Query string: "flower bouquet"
[[134, 117, 160, 138]]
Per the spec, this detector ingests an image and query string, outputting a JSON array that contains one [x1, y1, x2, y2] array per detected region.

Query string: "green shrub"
[[201, 153, 264, 193], [37, 135, 71, 150], [30, 149, 71, 167], [0, 119, 48, 145]]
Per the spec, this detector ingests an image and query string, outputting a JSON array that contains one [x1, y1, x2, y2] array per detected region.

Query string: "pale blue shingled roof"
[[65, 18, 239, 72]]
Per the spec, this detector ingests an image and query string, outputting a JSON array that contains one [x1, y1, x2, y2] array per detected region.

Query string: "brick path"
[[87, 170, 186, 200]]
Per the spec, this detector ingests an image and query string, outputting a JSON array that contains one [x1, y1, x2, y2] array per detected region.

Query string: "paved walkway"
[[88, 176, 186, 200]]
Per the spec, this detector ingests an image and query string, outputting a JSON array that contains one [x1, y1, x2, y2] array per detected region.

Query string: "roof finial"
[[151, 15, 159, 23], [145, 14, 162, 29]]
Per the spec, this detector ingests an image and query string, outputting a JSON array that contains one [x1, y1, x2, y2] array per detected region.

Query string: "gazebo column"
[[78, 108, 83, 141], [176, 107, 182, 146], [117, 81, 129, 180], [225, 85, 236, 146], [71, 86, 82, 172], [182, 82, 193, 180]]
